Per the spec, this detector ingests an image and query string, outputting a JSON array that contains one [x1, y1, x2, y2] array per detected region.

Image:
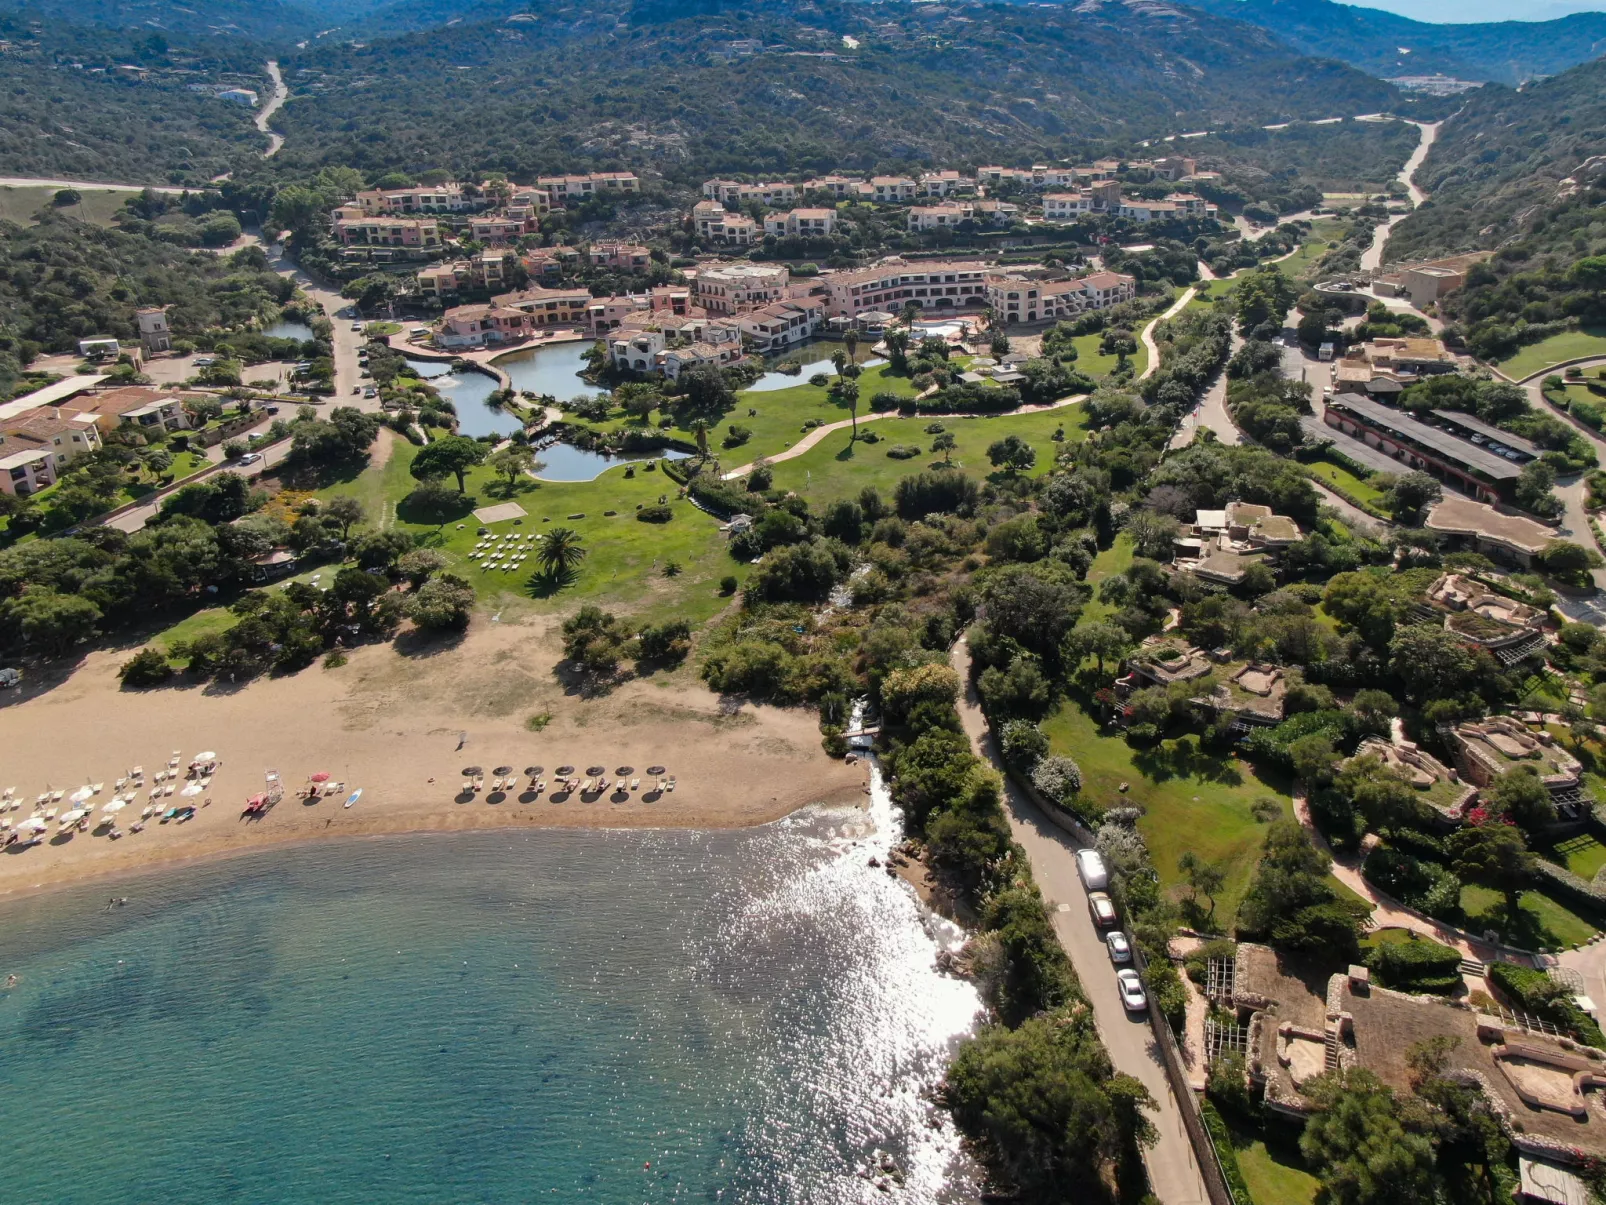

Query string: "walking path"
[[257, 62, 289, 158], [950, 638, 1210, 1205], [1290, 792, 1532, 976], [720, 392, 1088, 480], [1139, 288, 1199, 382]]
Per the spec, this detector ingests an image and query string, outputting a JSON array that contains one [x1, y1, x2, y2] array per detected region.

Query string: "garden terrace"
[[1233, 944, 1606, 1159], [1349, 737, 1475, 817], [1446, 717, 1584, 794], [1124, 642, 1215, 687], [1199, 662, 1288, 724]]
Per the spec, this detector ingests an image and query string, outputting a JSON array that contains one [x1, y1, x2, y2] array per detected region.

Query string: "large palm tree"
[[537, 527, 587, 577], [843, 330, 859, 364], [830, 349, 848, 379], [842, 379, 861, 444]]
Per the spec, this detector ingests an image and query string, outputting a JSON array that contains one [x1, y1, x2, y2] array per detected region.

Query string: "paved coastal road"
[[106, 421, 291, 533], [951, 639, 1210, 1205]]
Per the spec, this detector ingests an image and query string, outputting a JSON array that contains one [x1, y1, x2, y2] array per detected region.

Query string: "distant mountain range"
[[1177, 0, 1606, 83]]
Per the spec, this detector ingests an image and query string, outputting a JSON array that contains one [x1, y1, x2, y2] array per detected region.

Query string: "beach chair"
[[666, 777, 677, 793], [164, 784, 175, 797], [51, 790, 63, 803], [92, 783, 103, 794], [630, 778, 640, 791]]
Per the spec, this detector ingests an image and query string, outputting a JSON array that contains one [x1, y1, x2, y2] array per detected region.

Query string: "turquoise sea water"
[[0, 798, 982, 1203]]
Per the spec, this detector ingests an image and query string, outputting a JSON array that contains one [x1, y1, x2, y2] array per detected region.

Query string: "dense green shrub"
[[635, 504, 673, 523], [1364, 933, 1462, 994], [118, 647, 173, 688], [1489, 962, 1606, 1048]]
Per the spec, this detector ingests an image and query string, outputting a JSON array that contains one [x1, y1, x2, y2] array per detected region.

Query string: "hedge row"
[[1529, 857, 1606, 923], [1365, 933, 1462, 994], [1489, 961, 1606, 1048], [1199, 1100, 1253, 1205]]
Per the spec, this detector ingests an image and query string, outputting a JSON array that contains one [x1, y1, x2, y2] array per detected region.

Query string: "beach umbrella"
[[70, 786, 94, 804], [646, 765, 666, 776], [194, 752, 217, 763], [16, 817, 46, 834], [309, 771, 331, 783], [524, 766, 543, 777], [555, 765, 575, 776], [102, 800, 128, 815], [615, 766, 634, 776], [461, 766, 483, 777], [493, 765, 513, 777], [180, 783, 203, 797], [586, 765, 605, 777], [59, 808, 88, 823]]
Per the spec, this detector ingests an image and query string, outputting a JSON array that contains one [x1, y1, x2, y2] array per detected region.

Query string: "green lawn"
[[152, 605, 236, 658], [1546, 834, 1606, 882], [0, 186, 134, 227], [1304, 457, 1388, 509], [571, 358, 925, 468], [1063, 331, 1146, 380], [1228, 1116, 1321, 1205], [765, 404, 1088, 502], [1500, 327, 1606, 381], [1460, 883, 1600, 950], [1278, 218, 1349, 285], [1039, 700, 1295, 926], [311, 438, 742, 626], [1073, 535, 1136, 629]]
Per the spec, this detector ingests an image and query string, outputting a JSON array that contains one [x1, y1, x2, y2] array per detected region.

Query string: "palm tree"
[[830, 349, 848, 379], [842, 379, 861, 444], [690, 419, 711, 459], [843, 330, 859, 365], [537, 527, 587, 577]]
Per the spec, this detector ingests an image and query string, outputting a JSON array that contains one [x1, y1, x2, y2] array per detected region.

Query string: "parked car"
[[1088, 892, 1117, 927], [238, 452, 262, 466], [1116, 969, 1148, 1012], [351, 322, 364, 332], [1106, 931, 1132, 964], [193, 356, 215, 367], [363, 387, 377, 398], [1075, 849, 1109, 891]]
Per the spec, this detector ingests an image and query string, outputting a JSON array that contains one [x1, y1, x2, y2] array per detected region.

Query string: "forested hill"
[[0, 0, 321, 42], [1385, 55, 1606, 263], [0, 11, 272, 184], [1173, 0, 1606, 85], [267, 0, 1420, 181]]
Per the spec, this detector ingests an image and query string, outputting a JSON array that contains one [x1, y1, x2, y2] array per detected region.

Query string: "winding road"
[[256, 61, 289, 158], [950, 638, 1210, 1205], [1359, 121, 1439, 273]]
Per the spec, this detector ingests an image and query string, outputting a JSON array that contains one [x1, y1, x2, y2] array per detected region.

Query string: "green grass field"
[[0, 186, 134, 227], [1278, 218, 1348, 285], [1062, 331, 1146, 380], [1039, 701, 1295, 926], [1228, 1116, 1321, 1205], [1460, 883, 1599, 949], [765, 404, 1088, 501], [1071, 535, 1136, 629], [1304, 458, 1388, 509], [1547, 833, 1606, 881], [1500, 327, 1606, 381]]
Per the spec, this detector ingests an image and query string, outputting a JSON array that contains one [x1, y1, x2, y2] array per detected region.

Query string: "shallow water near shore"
[[0, 790, 983, 1202]]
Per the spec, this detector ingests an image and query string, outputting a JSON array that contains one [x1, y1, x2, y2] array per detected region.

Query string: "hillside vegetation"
[[267, 0, 1415, 181], [0, 11, 271, 184], [1176, 0, 1606, 84], [1386, 56, 1606, 265]]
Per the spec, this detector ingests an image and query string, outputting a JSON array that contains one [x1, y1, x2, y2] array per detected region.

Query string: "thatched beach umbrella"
[[556, 765, 575, 776], [493, 765, 514, 777], [615, 766, 633, 776], [646, 765, 666, 776], [525, 766, 543, 777], [462, 766, 483, 777], [586, 765, 605, 777]]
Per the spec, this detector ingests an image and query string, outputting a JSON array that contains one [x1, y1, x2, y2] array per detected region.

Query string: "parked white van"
[[1075, 849, 1109, 891]]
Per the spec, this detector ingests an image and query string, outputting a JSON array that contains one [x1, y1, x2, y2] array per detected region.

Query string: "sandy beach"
[[0, 619, 868, 900]]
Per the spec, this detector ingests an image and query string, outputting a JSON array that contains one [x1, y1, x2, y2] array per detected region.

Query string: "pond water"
[[746, 350, 888, 393], [262, 319, 315, 342], [493, 341, 603, 400], [533, 442, 691, 482], [403, 358, 523, 439]]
